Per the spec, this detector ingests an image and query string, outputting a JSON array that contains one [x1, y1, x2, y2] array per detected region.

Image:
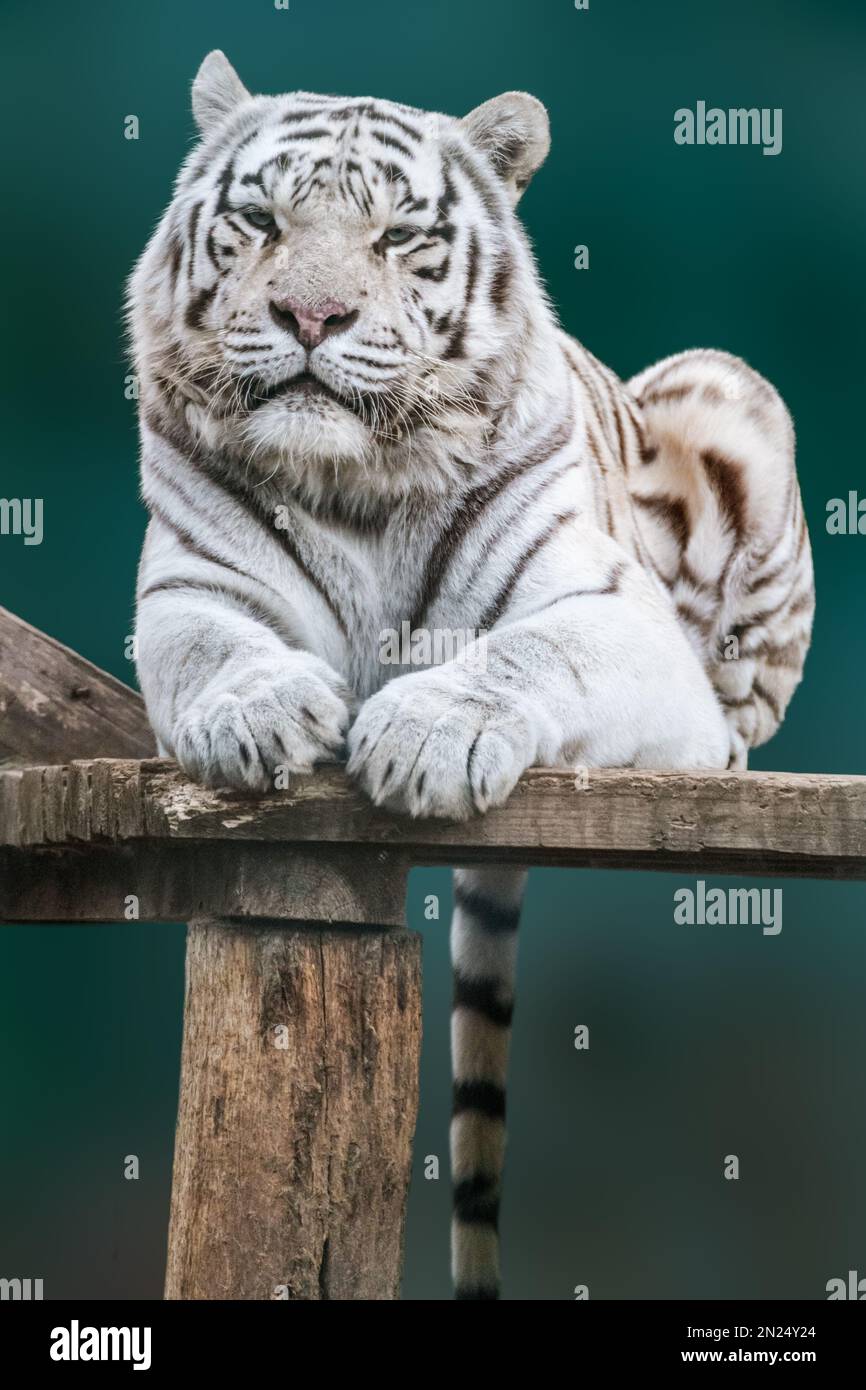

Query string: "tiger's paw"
[[172, 657, 351, 793], [346, 669, 539, 819]]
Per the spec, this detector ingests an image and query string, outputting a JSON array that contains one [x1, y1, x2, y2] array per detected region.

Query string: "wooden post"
[[165, 920, 421, 1300]]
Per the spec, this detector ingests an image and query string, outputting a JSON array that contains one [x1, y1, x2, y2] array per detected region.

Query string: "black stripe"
[[142, 423, 324, 625], [462, 458, 579, 593], [280, 127, 333, 142], [185, 283, 217, 331], [454, 882, 520, 932], [513, 566, 625, 623], [292, 176, 328, 210], [143, 495, 257, 586], [369, 113, 424, 143], [437, 159, 459, 219], [641, 383, 696, 407], [204, 226, 223, 272], [489, 252, 513, 311], [753, 677, 782, 722], [443, 229, 481, 360], [188, 456, 350, 639], [410, 410, 575, 628], [633, 491, 691, 551], [453, 970, 513, 1028], [448, 144, 503, 221], [413, 258, 450, 282], [701, 448, 748, 544], [478, 510, 577, 631], [371, 129, 414, 159], [167, 229, 183, 290], [397, 192, 429, 214], [186, 202, 203, 282], [137, 578, 291, 641], [224, 214, 252, 243], [452, 1080, 506, 1120], [282, 108, 331, 124], [453, 1175, 500, 1228], [372, 156, 411, 189]]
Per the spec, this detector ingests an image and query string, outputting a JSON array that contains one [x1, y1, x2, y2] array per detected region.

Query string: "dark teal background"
[[1, 0, 865, 1299]]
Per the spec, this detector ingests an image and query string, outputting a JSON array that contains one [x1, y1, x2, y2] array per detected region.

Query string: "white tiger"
[[129, 51, 814, 1300]]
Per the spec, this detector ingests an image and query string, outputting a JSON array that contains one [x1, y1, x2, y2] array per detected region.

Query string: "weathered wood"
[[2, 759, 865, 882], [0, 844, 409, 925], [164, 919, 422, 1300], [0, 607, 155, 767]]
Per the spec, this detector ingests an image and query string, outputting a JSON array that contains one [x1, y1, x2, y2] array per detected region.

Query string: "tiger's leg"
[[137, 579, 352, 792], [628, 348, 815, 765], [347, 543, 732, 821]]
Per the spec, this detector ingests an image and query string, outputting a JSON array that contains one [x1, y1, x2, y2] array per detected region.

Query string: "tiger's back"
[[562, 337, 814, 766]]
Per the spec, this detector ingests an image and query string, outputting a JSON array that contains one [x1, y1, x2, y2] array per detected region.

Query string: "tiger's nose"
[[269, 297, 358, 350]]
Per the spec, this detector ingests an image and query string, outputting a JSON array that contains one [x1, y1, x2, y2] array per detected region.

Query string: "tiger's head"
[[130, 51, 557, 499]]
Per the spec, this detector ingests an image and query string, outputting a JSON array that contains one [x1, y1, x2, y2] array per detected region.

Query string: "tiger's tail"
[[450, 865, 527, 1300]]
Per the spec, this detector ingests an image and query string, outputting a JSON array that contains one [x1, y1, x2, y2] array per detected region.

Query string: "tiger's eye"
[[243, 206, 276, 230], [384, 226, 417, 245]]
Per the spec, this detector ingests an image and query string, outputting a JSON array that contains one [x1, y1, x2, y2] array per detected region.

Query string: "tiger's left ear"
[[192, 50, 251, 135], [460, 92, 550, 205]]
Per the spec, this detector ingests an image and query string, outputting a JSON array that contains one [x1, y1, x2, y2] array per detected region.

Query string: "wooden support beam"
[[165, 920, 421, 1300], [0, 843, 409, 924], [0, 607, 156, 767], [2, 758, 865, 883]]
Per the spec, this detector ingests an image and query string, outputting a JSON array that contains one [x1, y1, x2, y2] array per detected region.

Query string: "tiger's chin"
[[234, 396, 379, 485]]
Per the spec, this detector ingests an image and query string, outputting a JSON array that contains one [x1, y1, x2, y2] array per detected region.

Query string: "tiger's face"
[[130, 52, 551, 494]]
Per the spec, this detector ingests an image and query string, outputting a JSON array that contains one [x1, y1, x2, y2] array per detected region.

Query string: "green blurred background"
[[1, 0, 865, 1300]]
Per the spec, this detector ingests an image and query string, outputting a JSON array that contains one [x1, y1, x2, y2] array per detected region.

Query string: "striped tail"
[[450, 865, 527, 1300]]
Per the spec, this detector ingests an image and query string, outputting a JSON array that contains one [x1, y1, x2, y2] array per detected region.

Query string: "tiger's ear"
[[460, 92, 550, 205], [192, 51, 251, 134]]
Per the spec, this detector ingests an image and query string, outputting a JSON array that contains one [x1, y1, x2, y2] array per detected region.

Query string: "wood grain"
[[164, 919, 422, 1300], [0, 606, 156, 767], [2, 759, 864, 881], [0, 843, 410, 925]]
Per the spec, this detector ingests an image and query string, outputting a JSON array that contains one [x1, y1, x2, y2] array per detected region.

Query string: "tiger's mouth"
[[246, 370, 347, 411]]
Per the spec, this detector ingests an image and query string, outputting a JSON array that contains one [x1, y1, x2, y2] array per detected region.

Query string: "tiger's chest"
[[294, 451, 616, 700]]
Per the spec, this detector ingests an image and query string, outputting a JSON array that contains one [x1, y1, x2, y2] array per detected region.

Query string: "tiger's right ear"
[[192, 51, 251, 134], [460, 92, 550, 205]]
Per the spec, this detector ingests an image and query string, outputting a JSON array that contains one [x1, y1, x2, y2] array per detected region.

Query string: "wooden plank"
[[0, 606, 156, 767], [1, 760, 864, 881], [0, 844, 409, 926], [164, 919, 422, 1300]]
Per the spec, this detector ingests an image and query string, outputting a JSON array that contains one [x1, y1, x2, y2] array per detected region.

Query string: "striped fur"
[[451, 867, 525, 1299], [128, 53, 815, 1299]]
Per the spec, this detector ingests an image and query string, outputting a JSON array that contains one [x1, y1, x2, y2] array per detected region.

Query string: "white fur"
[[130, 57, 811, 809]]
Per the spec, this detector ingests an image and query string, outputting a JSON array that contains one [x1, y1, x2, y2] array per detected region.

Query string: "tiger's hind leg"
[[450, 864, 527, 1300], [628, 348, 815, 764]]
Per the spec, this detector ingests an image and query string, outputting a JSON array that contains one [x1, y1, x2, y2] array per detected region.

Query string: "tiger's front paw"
[[172, 656, 351, 793], [346, 669, 539, 819]]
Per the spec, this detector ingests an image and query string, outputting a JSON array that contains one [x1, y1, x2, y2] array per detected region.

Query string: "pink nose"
[[269, 296, 358, 350]]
